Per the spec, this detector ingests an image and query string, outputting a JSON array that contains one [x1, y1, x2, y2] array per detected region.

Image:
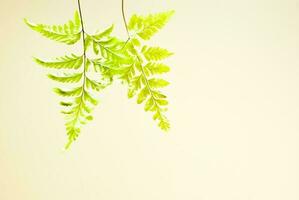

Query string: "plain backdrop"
[[0, 0, 299, 199]]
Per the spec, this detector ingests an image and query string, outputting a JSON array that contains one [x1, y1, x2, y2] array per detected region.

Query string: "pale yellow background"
[[0, 0, 299, 199]]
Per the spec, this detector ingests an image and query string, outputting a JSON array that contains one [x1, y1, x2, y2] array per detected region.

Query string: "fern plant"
[[120, 11, 175, 131], [24, 8, 114, 148], [25, 0, 174, 148]]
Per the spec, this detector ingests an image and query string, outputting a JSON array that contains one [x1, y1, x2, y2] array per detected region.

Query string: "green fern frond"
[[148, 78, 169, 88], [93, 37, 127, 59], [60, 77, 107, 148], [86, 77, 105, 91], [116, 10, 175, 131], [47, 73, 83, 83], [24, 11, 81, 44], [128, 10, 175, 40], [143, 62, 170, 75], [60, 101, 73, 107], [119, 43, 171, 131], [34, 54, 83, 69], [53, 87, 83, 97], [84, 25, 114, 50], [83, 90, 99, 106], [92, 24, 114, 40], [36, 53, 105, 146], [55, 59, 110, 148], [26, 9, 116, 149], [87, 31, 135, 80], [141, 46, 173, 61], [129, 71, 171, 130]]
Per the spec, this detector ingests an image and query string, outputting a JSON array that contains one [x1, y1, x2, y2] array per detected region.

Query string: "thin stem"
[[121, 0, 130, 38], [77, 0, 87, 89], [73, 0, 87, 128], [77, 0, 86, 51], [77, 0, 86, 85]]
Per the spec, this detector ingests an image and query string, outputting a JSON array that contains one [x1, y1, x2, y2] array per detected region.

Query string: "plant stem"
[[121, 0, 130, 38], [71, 0, 87, 131], [77, 0, 86, 51], [77, 0, 86, 90], [77, 0, 86, 84]]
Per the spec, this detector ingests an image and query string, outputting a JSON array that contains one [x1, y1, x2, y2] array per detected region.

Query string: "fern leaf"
[[62, 85, 104, 148], [89, 11, 174, 132], [128, 10, 175, 40], [24, 11, 81, 44], [53, 87, 83, 97], [92, 25, 114, 40], [94, 38, 127, 59], [86, 77, 105, 91], [60, 101, 73, 107], [65, 128, 80, 149], [141, 46, 173, 61], [34, 54, 83, 69], [47, 73, 82, 83], [88, 33, 134, 81], [83, 90, 99, 106], [137, 88, 149, 104], [148, 78, 169, 88], [119, 10, 175, 131], [144, 62, 170, 75], [121, 57, 171, 131]]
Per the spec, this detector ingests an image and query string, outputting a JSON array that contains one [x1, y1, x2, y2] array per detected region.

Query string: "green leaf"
[[34, 54, 83, 69], [156, 99, 168, 106], [131, 38, 141, 47], [86, 115, 94, 121], [128, 10, 175, 40], [24, 11, 81, 45], [86, 77, 104, 91], [85, 35, 93, 50], [123, 60, 171, 131], [141, 46, 173, 61], [47, 73, 82, 83], [53, 87, 82, 97], [73, 11, 81, 29], [65, 128, 80, 149], [152, 90, 167, 99], [83, 91, 99, 106], [158, 119, 170, 131], [137, 88, 149, 104], [60, 101, 73, 107], [144, 63, 170, 75], [148, 78, 169, 88], [128, 88, 136, 98], [121, 10, 174, 131], [144, 98, 154, 111], [92, 24, 114, 40], [93, 41, 100, 55]]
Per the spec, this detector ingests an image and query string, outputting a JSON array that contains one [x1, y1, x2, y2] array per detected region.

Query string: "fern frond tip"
[[65, 139, 74, 150], [23, 18, 31, 25]]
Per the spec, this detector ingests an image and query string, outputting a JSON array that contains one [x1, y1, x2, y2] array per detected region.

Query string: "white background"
[[0, 0, 299, 199]]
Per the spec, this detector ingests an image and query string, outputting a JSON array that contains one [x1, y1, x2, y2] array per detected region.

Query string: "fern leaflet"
[[128, 10, 175, 40], [24, 11, 81, 45]]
